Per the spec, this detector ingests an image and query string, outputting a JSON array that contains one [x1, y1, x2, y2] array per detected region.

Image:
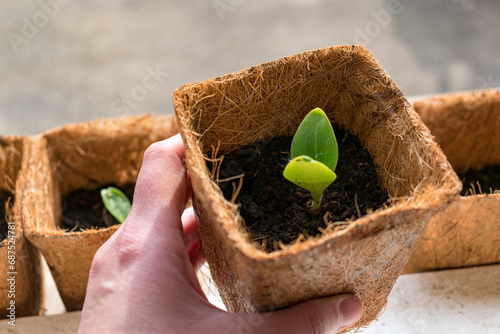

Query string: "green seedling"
[[100, 186, 131, 224], [283, 108, 338, 211]]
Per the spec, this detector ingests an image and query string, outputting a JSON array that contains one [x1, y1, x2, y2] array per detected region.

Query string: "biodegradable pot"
[[21, 115, 178, 311], [173, 46, 461, 331], [0, 136, 42, 317], [404, 89, 500, 273]]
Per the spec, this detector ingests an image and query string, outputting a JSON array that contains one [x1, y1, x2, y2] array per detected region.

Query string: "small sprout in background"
[[283, 108, 339, 211], [100, 186, 131, 224]]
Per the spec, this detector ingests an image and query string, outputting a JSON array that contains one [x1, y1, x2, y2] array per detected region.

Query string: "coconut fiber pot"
[[404, 89, 500, 274], [173, 46, 461, 331], [0, 136, 42, 318], [20, 115, 178, 311]]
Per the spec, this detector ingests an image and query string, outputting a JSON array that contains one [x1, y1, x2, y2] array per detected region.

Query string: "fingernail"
[[339, 297, 363, 328]]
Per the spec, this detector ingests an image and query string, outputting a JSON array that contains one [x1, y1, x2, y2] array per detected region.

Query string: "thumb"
[[228, 294, 363, 334], [121, 134, 188, 245]]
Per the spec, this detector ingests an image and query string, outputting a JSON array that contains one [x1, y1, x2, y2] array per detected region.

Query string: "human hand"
[[78, 134, 363, 334]]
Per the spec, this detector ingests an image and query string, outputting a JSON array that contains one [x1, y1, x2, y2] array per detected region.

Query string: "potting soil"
[[212, 125, 389, 253], [460, 164, 500, 196], [60, 183, 135, 232]]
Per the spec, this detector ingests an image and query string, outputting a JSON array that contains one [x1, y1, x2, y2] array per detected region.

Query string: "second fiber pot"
[[21, 115, 178, 311], [173, 46, 461, 331], [404, 89, 500, 273]]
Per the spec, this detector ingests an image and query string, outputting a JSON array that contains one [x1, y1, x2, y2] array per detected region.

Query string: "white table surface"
[[362, 264, 500, 333]]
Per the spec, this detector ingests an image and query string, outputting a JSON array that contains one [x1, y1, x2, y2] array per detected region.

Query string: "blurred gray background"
[[1, 0, 499, 136]]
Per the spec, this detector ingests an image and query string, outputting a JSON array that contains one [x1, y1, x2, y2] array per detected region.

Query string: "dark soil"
[[459, 164, 500, 196], [211, 125, 389, 253], [1, 191, 14, 241], [61, 183, 135, 232]]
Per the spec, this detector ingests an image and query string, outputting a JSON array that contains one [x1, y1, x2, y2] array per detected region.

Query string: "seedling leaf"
[[284, 108, 339, 211], [290, 108, 338, 171], [100, 186, 131, 224], [283, 155, 337, 210]]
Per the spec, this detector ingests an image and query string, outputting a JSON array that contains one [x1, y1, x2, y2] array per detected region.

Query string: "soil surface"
[[212, 125, 389, 253], [459, 164, 500, 196], [0, 190, 14, 241], [61, 183, 135, 232]]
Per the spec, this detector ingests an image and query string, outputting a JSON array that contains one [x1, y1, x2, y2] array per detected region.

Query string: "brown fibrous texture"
[[20, 115, 179, 311], [405, 89, 500, 274], [173, 46, 461, 332], [0, 136, 42, 317]]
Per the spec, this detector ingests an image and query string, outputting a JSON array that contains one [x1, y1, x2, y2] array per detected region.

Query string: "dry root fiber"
[[20, 115, 178, 311], [173, 46, 461, 331], [0, 136, 42, 317], [404, 89, 500, 273]]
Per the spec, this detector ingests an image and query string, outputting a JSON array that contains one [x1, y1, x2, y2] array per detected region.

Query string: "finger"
[[186, 172, 192, 205], [188, 240, 206, 272], [228, 294, 363, 334], [182, 207, 200, 249], [183, 207, 206, 271]]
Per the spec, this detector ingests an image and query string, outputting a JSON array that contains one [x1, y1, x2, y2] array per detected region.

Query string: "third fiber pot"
[[173, 46, 461, 331], [404, 89, 500, 273], [0, 136, 41, 317]]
